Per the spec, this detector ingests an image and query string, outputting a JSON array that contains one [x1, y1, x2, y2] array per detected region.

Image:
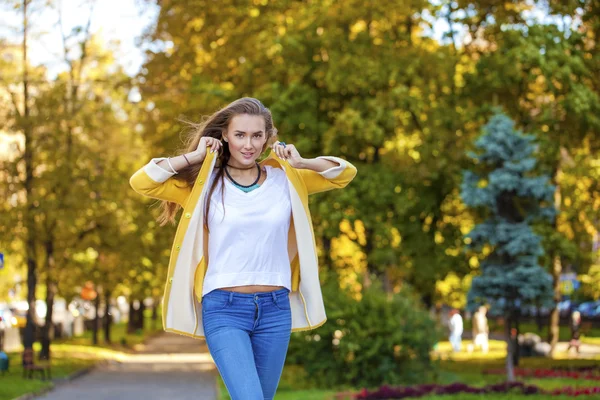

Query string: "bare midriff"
[[219, 285, 286, 294]]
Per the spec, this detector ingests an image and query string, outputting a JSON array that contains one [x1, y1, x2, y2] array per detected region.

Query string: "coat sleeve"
[[129, 158, 192, 206], [297, 156, 357, 195]]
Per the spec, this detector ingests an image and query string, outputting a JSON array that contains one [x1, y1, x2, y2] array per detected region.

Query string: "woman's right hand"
[[193, 136, 223, 160]]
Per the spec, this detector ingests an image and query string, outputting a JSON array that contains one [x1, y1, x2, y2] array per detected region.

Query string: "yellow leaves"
[[249, 8, 260, 17], [434, 231, 445, 244], [564, 196, 572, 207], [578, 264, 600, 300], [435, 272, 472, 309], [482, 245, 492, 256], [72, 247, 99, 264], [188, 17, 204, 32], [409, 86, 422, 99], [331, 232, 366, 298], [423, 214, 433, 232], [354, 220, 367, 246], [220, 82, 234, 91], [390, 227, 402, 248], [179, 68, 190, 80], [408, 149, 421, 162], [267, 43, 283, 58], [349, 20, 367, 41], [445, 248, 460, 256], [469, 256, 479, 269]]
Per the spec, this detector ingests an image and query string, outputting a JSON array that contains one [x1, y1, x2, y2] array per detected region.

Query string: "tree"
[[461, 113, 554, 381]]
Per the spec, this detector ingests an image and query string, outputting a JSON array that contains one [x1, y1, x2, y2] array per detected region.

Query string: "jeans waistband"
[[207, 287, 289, 299]]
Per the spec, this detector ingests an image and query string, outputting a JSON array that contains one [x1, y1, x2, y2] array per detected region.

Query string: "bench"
[[22, 348, 51, 380]]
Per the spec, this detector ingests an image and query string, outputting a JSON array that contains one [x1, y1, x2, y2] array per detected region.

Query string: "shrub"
[[286, 273, 439, 388]]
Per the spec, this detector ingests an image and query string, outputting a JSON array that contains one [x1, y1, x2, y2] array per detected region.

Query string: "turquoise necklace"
[[224, 162, 261, 193]]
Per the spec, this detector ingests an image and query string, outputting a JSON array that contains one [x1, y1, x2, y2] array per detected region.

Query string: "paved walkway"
[[37, 333, 218, 400]]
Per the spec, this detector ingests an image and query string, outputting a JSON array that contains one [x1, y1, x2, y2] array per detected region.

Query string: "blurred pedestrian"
[[448, 309, 463, 352], [566, 311, 581, 354], [472, 305, 489, 354]]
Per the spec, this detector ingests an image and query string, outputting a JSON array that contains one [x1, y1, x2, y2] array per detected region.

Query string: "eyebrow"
[[234, 130, 264, 134]]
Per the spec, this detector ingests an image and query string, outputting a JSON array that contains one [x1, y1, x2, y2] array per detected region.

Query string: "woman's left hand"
[[273, 141, 304, 168]]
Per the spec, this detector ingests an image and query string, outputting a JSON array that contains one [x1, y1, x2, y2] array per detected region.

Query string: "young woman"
[[129, 97, 357, 399]]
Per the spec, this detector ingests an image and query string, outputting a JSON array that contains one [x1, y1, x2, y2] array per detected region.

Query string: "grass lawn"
[[0, 348, 98, 400], [214, 353, 600, 399], [53, 312, 163, 352]]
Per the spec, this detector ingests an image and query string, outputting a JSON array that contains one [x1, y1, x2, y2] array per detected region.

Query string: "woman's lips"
[[242, 152, 254, 158]]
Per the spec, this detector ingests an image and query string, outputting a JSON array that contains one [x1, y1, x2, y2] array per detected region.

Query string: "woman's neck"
[[226, 160, 259, 178]]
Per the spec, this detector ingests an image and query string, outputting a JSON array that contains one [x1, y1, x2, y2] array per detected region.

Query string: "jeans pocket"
[[273, 293, 291, 311], [202, 295, 231, 312]]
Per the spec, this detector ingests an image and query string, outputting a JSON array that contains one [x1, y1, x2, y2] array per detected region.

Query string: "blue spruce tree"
[[461, 113, 555, 381]]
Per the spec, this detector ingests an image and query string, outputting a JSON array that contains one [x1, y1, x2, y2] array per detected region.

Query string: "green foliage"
[[286, 272, 439, 388]]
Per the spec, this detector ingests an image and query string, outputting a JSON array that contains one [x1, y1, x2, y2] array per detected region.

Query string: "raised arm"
[[129, 137, 222, 205], [297, 156, 357, 195]]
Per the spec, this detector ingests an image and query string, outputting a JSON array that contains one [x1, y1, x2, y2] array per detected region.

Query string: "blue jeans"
[[202, 288, 292, 400], [449, 332, 462, 352]]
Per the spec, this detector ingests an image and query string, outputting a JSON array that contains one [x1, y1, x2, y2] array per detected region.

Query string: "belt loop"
[[229, 291, 234, 304], [271, 291, 277, 302]]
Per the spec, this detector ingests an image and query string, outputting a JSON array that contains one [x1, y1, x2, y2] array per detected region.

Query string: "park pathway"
[[36, 333, 218, 400]]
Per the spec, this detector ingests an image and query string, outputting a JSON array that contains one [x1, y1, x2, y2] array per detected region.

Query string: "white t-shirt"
[[201, 165, 292, 297]]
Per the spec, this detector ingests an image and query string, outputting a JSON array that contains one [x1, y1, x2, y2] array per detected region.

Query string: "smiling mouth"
[[242, 152, 254, 156]]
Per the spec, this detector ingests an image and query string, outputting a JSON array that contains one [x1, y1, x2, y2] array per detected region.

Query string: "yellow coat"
[[129, 149, 357, 339]]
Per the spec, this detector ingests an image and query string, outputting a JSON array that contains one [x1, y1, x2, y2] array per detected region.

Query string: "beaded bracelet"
[[166, 158, 178, 174]]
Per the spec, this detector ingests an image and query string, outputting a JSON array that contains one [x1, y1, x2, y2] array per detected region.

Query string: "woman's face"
[[224, 114, 267, 167]]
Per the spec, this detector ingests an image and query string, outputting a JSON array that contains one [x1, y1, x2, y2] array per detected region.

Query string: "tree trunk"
[[513, 310, 521, 367], [127, 299, 136, 334], [40, 239, 56, 360], [151, 300, 158, 331], [505, 315, 515, 382], [22, 0, 37, 352], [103, 289, 111, 344], [549, 164, 563, 352], [549, 254, 562, 353], [92, 291, 100, 345], [321, 235, 333, 269], [136, 301, 146, 331]]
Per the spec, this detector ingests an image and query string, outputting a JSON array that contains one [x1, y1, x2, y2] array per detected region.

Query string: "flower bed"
[[484, 367, 600, 381], [348, 382, 600, 399]]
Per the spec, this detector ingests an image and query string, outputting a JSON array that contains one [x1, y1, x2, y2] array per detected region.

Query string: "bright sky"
[[0, 0, 159, 77]]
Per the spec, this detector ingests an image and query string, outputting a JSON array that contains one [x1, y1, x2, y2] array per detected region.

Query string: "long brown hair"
[[157, 97, 278, 226]]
